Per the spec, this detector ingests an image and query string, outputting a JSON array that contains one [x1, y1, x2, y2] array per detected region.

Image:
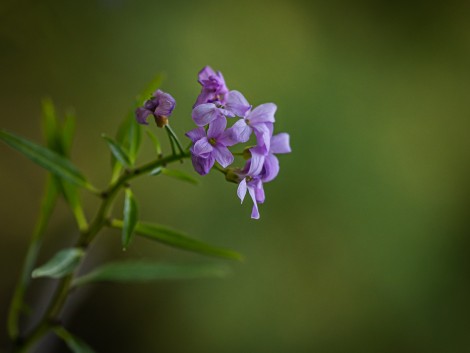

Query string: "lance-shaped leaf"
[[111, 220, 243, 261], [122, 189, 138, 250], [0, 129, 92, 190], [54, 327, 96, 353], [72, 261, 230, 287], [102, 134, 131, 168], [162, 168, 199, 185], [32, 248, 84, 279], [146, 129, 162, 157]]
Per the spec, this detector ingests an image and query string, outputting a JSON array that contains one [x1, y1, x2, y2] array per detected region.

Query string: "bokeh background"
[[1, 0, 470, 352]]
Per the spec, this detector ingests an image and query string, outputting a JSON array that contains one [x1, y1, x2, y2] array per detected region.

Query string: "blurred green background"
[[1, 0, 470, 352]]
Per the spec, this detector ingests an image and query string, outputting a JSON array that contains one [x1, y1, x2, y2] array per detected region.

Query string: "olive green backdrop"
[[1, 0, 470, 352]]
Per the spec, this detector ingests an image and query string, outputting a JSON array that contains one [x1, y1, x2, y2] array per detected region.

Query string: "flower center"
[[246, 176, 253, 182], [209, 138, 217, 146]]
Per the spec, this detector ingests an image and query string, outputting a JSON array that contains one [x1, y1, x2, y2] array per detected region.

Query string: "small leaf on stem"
[[0, 129, 92, 190], [32, 248, 84, 279], [102, 134, 131, 168], [122, 189, 138, 250], [162, 168, 199, 185], [72, 261, 230, 287]]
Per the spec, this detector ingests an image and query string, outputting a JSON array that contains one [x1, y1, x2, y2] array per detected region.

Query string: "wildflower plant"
[[1, 67, 290, 352]]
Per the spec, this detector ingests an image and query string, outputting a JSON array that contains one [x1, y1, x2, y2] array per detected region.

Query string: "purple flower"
[[135, 89, 176, 127], [194, 66, 229, 107], [229, 103, 277, 152], [192, 90, 251, 127], [185, 118, 237, 175], [237, 133, 291, 219]]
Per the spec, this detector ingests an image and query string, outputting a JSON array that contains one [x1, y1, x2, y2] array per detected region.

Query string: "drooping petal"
[[227, 119, 252, 143], [154, 90, 176, 117], [207, 116, 227, 139], [254, 179, 265, 203], [237, 178, 247, 202], [191, 154, 215, 176], [270, 133, 291, 154], [262, 154, 280, 183], [247, 151, 265, 176], [213, 144, 234, 168], [135, 107, 152, 125], [192, 103, 219, 126], [253, 122, 274, 153], [248, 186, 260, 219], [185, 127, 206, 143], [247, 103, 276, 124], [192, 137, 213, 157], [225, 90, 251, 117]]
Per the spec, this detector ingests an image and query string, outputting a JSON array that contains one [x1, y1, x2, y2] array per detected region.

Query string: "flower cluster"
[[186, 66, 291, 219]]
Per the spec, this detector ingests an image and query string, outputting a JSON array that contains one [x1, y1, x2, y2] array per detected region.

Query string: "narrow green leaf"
[[32, 248, 84, 279], [102, 134, 131, 168], [72, 261, 230, 287], [8, 176, 59, 339], [137, 74, 164, 103], [122, 189, 138, 249], [41, 98, 60, 152], [162, 168, 199, 185], [111, 220, 243, 261], [146, 129, 162, 157], [54, 327, 96, 353], [62, 110, 76, 153], [0, 129, 90, 189], [127, 119, 141, 164]]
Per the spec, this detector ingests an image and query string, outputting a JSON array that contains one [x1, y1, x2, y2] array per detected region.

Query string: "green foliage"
[[122, 189, 138, 250], [102, 134, 131, 168], [54, 327, 96, 353], [72, 261, 230, 287], [0, 129, 92, 191], [32, 248, 84, 279], [162, 168, 199, 185], [146, 129, 162, 157], [111, 219, 243, 261]]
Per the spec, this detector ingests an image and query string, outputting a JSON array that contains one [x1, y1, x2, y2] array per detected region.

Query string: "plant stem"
[[12, 151, 190, 353]]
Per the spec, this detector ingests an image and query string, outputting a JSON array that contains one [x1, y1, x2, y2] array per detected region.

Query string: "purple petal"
[[218, 108, 236, 118], [135, 107, 152, 125], [228, 119, 252, 143], [225, 90, 251, 117], [185, 127, 206, 143], [262, 154, 280, 183], [253, 122, 273, 153], [192, 137, 213, 157], [247, 151, 265, 176], [248, 186, 260, 219], [207, 116, 227, 139], [237, 178, 247, 202], [198, 66, 217, 84], [270, 133, 291, 154], [192, 103, 219, 126], [191, 154, 215, 176], [154, 90, 176, 116], [254, 179, 265, 203], [194, 89, 216, 108], [213, 145, 234, 168], [247, 103, 276, 124]]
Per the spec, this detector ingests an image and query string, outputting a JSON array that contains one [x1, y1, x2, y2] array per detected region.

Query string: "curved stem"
[[13, 152, 190, 352]]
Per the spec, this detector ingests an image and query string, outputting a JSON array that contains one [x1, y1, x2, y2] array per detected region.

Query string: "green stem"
[[7, 176, 59, 341], [165, 125, 185, 156], [12, 152, 190, 353]]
